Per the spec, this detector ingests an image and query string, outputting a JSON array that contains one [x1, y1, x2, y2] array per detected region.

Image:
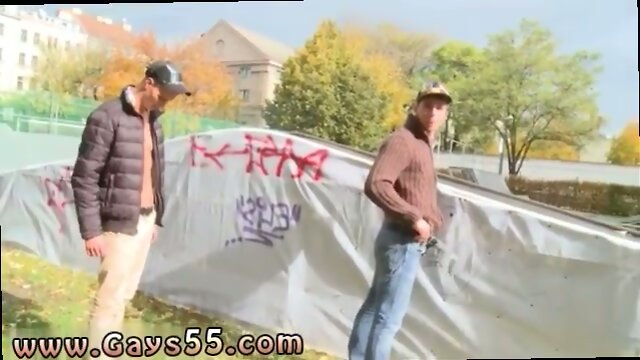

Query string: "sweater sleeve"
[[364, 133, 423, 226]]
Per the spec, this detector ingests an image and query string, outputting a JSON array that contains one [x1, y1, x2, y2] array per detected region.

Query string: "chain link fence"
[[0, 90, 240, 139]]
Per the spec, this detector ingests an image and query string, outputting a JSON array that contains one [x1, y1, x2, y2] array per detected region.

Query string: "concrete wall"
[[435, 153, 639, 186]]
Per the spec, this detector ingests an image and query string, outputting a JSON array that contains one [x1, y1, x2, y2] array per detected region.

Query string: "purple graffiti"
[[225, 195, 302, 248]]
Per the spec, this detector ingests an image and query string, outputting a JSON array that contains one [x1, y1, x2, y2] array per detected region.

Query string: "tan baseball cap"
[[416, 81, 452, 104]]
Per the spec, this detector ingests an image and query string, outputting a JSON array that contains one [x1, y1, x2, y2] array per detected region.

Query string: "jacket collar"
[[404, 114, 431, 144], [120, 85, 163, 120]]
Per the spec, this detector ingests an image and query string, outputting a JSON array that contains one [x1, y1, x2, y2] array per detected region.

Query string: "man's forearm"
[[365, 180, 423, 225]]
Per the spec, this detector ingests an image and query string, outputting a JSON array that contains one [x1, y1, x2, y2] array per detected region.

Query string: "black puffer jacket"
[[71, 88, 166, 240]]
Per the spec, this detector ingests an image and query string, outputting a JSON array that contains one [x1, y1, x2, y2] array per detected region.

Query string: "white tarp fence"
[[1, 128, 639, 359]]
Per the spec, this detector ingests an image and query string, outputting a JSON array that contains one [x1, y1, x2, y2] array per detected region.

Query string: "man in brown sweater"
[[348, 82, 451, 360], [71, 60, 190, 357]]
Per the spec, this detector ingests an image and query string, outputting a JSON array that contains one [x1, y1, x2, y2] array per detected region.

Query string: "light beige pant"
[[88, 211, 155, 357]]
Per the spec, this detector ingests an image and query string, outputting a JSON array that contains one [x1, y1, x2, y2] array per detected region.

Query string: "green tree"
[[341, 22, 439, 82], [607, 119, 640, 165], [372, 23, 439, 81], [456, 19, 603, 174], [484, 138, 579, 161], [26, 43, 106, 119], [422, 41, 487, 149], [264, 21, 387, 150], [341, 25, 413, 130], [33, 43, 107, 97]]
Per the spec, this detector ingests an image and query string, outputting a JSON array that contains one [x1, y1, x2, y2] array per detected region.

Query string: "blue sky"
[[29, 0, 638, 135]]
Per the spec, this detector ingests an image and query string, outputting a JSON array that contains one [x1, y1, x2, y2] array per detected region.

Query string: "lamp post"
[[443, 114, 450, 152], [498, 134, 505, 175], [495, 118, 509, 176]]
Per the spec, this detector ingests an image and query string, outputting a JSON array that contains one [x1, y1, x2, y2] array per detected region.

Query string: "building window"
[[21, 29, 27, 42], [47, 37, 52, 48], [215, 39, 224, 55], [29, 78, 36, 90], [0, 23, 4, 36], [239, 89, 250, 102], [32, 55, 38, 67], [0, 48, 3, 62], [239, 66, 251, 78], [17, 76, 24, 90], [65, 41, 70, 50], [34, 33, 40, 44], [18, 53, 25, 66]]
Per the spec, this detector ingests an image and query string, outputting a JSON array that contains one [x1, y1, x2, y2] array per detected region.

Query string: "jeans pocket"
[[383, 244, 409, 275]]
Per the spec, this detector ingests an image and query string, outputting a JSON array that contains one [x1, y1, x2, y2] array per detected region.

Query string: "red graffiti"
[[189, 133, 329, 181], [43, 165, 74, 233]]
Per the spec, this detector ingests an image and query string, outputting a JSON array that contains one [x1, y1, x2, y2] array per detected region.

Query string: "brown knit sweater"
[[364, 115, 443, 231]]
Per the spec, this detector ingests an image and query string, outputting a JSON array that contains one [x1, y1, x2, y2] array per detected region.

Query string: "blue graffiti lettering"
[[225, 195, 302, 248]]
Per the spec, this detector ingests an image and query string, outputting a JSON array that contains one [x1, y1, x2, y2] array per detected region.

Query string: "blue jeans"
[[348, 223, 425, 360]]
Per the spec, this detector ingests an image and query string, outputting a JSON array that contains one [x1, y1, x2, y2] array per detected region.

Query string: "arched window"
[[215, 39, 225, 55]]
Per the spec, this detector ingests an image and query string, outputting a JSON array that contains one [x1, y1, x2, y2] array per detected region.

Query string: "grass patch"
[[2, 247, 336, 359]]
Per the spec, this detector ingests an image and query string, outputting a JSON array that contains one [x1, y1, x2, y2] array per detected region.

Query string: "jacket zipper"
[[149, 116, 160, 217], [140, 115, 145, 211]]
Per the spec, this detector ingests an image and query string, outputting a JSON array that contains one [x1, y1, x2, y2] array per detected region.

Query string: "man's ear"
[[144, 77, 155, 88]]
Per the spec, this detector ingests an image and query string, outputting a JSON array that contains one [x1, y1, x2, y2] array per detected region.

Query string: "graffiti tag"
[[225, 195, 302, 248], [189, 133, 329, 181], [43, 165, 74, 233]]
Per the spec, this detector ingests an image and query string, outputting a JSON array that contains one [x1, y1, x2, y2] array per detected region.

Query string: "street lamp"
[[495, 116, 511, 176]]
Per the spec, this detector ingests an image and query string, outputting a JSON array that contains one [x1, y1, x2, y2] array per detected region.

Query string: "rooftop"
[[57, 7, 136, 48], [211, 20, 295, 65]]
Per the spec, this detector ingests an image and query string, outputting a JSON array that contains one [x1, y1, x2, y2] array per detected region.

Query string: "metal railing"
[[0, 113, 85, 137], [0, 107, 241, 139]]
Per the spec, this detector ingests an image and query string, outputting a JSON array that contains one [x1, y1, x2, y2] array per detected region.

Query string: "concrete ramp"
[[1, 128, 639, 359]]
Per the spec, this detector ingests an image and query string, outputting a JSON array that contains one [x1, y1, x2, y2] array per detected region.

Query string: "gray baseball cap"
[[145, 60, 192, 96]]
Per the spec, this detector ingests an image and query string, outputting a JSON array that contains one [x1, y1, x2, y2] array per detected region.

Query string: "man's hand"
[[85, 235, 106, 257], [413, 219, 432, 242]]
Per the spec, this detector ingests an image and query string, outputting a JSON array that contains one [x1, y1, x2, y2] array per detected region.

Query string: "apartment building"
[[200, 20, 294, 126], [0, 5, 87, 91], [57, 8, 136, 50]]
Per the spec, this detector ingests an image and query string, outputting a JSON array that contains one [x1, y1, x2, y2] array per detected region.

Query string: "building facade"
[[200, 20, 294, 126], [56, 7, 136, 51], [0, 5, 87, 92]]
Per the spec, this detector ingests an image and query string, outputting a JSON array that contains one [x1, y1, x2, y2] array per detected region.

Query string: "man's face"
[[415, 96, 449, 134], [142, 78, 178, 111]]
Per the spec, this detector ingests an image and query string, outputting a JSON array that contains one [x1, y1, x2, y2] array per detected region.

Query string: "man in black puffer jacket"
[[71, 60, 191, 354]]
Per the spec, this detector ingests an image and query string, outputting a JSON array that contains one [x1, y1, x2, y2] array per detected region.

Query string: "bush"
[[507, 177, 640, 216]]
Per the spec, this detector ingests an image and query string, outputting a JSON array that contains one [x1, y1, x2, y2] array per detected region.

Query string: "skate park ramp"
[[441, 167, 514, 194], [0, 124, 81, 174], [1, 127, 638, 359]]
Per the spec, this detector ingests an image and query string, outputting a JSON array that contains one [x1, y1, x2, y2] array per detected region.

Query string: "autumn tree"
[[264, 20, 387, 150], [342, 25, 413, 129], [98, 33, 237, 120], [32, 42, 108, 97], [98, 33, 168, 98], [354, 22, 439, 81], [451, 19, 603, 174], [607, 119, 640, 165]]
